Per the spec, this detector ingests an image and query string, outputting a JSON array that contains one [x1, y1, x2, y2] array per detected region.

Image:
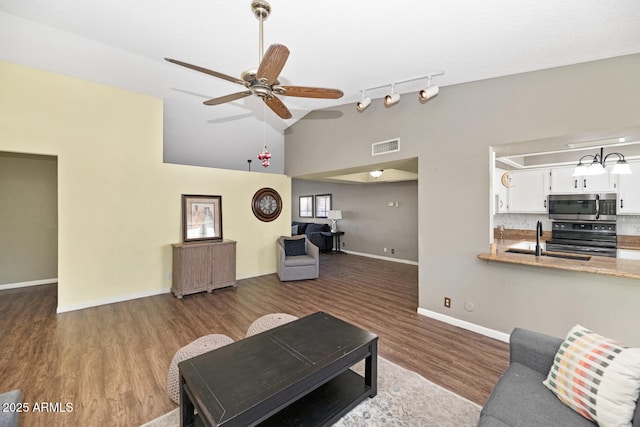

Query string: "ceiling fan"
[[165, 0, 344, 120]]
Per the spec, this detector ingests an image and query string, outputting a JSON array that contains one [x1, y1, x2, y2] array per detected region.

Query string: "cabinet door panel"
[[582, 171, 616, 192], [618, 162, 640, 214], [550, 167, 581, 193], [211, 243, 236, 288], [550, 166, 616, 193], [173, 245, 212, 296], [507, 169, 549, 213], [494, 168, 508, 214]]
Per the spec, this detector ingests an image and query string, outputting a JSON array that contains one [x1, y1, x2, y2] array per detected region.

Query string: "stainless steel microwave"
[[548, 193, 617, 221]]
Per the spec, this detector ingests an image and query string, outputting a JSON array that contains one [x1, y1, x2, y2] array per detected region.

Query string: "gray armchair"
[[276, 235, 319, 281]]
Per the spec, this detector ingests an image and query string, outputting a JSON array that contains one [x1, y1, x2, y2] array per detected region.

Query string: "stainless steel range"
[[545, 221, 617, 258]]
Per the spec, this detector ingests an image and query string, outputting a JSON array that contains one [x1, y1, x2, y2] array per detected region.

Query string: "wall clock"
[[251, 187, 282, 222]]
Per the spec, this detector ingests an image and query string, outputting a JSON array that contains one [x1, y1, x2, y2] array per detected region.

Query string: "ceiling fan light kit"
[[357, 72, 444, 112], [165, 0, 343, 120]]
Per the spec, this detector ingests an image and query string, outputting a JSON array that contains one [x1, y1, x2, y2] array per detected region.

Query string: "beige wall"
[[0, 152, 58, 286], [0, 60, 291, 311], [286, 54, 640, 345]]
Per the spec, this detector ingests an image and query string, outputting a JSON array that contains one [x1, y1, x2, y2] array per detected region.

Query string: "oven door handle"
[[595, 194, 600, 219]]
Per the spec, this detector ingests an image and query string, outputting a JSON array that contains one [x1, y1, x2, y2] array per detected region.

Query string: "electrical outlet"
[[167, 272, 172, 280], [391, 248, 395, 254], [444, 297, 451, 308], [383, 248, 387, 253]]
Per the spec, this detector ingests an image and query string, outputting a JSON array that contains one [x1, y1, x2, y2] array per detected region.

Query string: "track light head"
[[356, 96, 371, 112], [418, 85, 439, 102], [384, 92, 400, 106]]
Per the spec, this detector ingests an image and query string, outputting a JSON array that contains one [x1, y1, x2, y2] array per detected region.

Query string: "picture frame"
[[182, 194, 222, 243], [315, 194, 332, 218], [299, 195, 314, 218]]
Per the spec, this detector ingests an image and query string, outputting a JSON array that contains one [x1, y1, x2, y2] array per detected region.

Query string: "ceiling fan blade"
[[165, 58, 243, 85], [203, 91, 252, 106], [256, 44, 289, 84], [263, 96, 292, 120], [277, 86, 344, 99]]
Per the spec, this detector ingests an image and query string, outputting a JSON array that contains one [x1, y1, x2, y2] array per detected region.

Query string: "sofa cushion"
[[283, 254, 316, 267], [305, 223, 327, 233], [0, 389, 21, 427], [292, 222, 308, 235], [291, 224, 299, 236], [284, 238, 306, 256], [481, 362, 595, 427], [543, 324, 640, 427], [477, 414, 512, 427]]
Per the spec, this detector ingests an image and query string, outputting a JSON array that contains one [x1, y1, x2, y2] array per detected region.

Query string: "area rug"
[[140, 357, 481, 426]]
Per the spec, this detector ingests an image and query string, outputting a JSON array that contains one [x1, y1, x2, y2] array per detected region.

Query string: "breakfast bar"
[[478, 238, 640, 280]]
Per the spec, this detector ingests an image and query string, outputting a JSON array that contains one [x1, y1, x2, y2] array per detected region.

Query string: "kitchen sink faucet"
[[536, 220, 543, 257]]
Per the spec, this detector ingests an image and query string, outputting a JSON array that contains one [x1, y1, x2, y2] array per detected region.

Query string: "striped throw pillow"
[[543, 325, 640, 426]]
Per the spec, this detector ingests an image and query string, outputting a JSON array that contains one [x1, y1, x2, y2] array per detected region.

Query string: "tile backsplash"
[[493, 214, 640, 236]]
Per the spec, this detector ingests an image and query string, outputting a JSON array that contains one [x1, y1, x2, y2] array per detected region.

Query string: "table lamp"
[[327, 210, 342, 232]]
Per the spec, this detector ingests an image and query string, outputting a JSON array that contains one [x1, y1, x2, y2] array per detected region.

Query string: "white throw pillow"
[[543, 324, 640, 427]]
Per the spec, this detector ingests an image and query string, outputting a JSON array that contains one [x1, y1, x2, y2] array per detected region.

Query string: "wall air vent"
[[372, 138, 400, 156]]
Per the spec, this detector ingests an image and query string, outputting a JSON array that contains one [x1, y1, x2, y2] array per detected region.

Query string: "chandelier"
[[572, 147, 632, 176]]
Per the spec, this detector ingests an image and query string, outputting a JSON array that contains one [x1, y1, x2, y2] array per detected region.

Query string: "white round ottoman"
[[167, 334, 234, 404], [246, 313, 298, 337]]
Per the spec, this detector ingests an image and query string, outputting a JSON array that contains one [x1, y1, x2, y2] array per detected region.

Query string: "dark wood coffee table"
[[178, 311, 378, 426]]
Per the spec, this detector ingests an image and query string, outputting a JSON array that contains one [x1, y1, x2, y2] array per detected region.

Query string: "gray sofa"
[[0, 389, 21, 427], [291, 221, 332, 252], [478, 328, 640, 427]]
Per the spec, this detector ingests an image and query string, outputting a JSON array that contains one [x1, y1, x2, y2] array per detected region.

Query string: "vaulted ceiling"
[[1, 1, 639, 174]]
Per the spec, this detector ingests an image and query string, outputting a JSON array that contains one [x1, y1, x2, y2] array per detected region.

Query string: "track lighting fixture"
[[356, 91, 372, 112], [384, 85, 400, 106], [418, 85, 439, 101], [418, 77, 439, 102], [356, 71, 444, 112]]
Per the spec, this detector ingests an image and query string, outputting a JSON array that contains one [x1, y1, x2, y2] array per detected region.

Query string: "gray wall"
[[285, 54, 640, 345], [292, 179, 418, 262], [0, 152, 58, 286]]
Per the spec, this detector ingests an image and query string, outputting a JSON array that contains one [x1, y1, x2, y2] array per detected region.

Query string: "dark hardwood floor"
[[0, 253, 509, 426]]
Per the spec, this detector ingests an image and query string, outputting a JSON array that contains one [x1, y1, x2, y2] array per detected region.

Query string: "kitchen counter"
[[478, 239, 640, 280]]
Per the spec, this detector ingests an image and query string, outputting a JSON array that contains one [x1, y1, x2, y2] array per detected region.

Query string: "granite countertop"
[[478, 238, 640, 280]]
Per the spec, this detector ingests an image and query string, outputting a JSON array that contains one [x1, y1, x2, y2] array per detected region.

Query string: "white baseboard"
[[57, 287, 171, 314], [0, 278, 58, 290], [341, 250, 419, 266], [417, 307, 510, 343]]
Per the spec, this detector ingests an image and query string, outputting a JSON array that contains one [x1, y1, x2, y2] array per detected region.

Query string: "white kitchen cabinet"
[[550, 166, 617, 193], [493, 168, 508, 214], [618, 161, 640, 214], [507, 169, 549, 213]]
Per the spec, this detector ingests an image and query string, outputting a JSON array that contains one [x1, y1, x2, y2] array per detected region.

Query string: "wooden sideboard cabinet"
[[171, 240, 236, 299]]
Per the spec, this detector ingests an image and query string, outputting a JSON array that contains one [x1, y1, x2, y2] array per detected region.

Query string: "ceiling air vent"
[[372, 138, 400, 156]]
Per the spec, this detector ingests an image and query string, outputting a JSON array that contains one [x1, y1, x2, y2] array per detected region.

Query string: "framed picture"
[[299, 195, 314, 218], [182, 195, 222, 243], [315, 194, 332, 218]]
